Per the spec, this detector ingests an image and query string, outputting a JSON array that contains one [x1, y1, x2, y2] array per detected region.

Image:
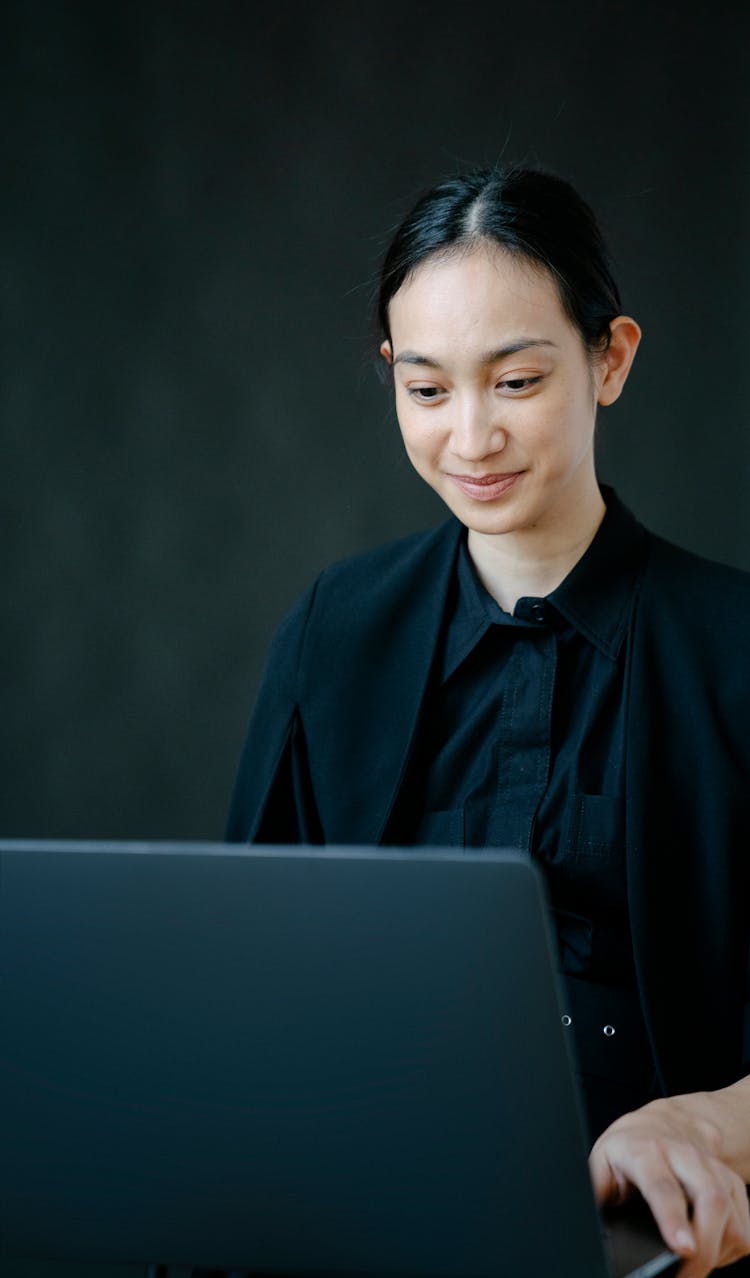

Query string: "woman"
[[228, 167, 750, 1275]]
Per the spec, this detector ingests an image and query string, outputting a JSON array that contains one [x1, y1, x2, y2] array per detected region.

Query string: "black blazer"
[[227, 496, 750, 1098]]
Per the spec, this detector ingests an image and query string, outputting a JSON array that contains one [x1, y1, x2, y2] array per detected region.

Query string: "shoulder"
[[311, 517, 461, 606], [640, 528, 750, 609], [603, 486, 750, 608], [256, 518, 460, 712], [266, 517, 461, 658], [633, 526, 750, 687]]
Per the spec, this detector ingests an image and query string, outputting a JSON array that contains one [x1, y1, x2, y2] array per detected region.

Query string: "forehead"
[[388, 243, 573, 350]]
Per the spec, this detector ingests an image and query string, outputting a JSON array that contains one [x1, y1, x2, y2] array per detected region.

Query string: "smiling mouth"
[[447, 471, 524, 500]]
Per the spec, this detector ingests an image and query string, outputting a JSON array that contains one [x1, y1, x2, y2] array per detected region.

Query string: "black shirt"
[[385, 492, 658, 1136]]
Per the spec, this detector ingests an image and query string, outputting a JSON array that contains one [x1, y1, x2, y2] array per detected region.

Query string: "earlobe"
[[597, 316, 642, 407]]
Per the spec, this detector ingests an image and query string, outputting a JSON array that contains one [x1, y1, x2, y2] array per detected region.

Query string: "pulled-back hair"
[[377, 167, 622, 356]]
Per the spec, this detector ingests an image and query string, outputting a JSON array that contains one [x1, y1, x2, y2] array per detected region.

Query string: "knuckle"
[[707, 1154, 736, 1183], [703, 1186, 731, 1213], [670, 1139, 696, 1159], [649, 1174, 684, 1200]]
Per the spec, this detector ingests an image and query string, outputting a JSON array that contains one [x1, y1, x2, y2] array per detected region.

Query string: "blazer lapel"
[[301, 519, 463, 845]]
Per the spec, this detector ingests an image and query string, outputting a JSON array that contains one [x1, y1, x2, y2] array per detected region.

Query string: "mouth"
[[446, 471, 524, 501]]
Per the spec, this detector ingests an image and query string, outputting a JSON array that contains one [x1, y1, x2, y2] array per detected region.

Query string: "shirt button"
[[530, 601, 546, 624]]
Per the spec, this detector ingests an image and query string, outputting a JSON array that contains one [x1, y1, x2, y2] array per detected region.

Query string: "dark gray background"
[[3, 0, 749, 842]]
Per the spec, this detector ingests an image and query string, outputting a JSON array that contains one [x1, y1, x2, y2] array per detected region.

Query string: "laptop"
[[0, 841, 676, 1277]]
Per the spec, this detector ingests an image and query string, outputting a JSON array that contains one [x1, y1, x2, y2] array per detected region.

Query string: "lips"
[[446, 471, 524, 501]]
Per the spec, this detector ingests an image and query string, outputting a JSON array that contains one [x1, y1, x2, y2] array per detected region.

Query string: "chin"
[[443, 494, 531, 537], [466, 513, 531, 537]]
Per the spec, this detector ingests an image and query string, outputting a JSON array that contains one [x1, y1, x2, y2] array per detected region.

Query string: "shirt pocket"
[[565, 793, 623, 863]]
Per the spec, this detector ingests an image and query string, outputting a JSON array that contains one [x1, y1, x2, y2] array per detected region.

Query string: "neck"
[[467, 482, 606, 614]]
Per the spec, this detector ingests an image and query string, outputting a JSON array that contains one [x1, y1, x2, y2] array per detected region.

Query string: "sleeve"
[[225, 580, 324, 845]]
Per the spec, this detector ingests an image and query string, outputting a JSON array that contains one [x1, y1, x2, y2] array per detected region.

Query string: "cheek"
[[396, 406, 434, 454], [396, 421, 442, 484], [538, 383, 592, 439], [399, 429, 433, 469]]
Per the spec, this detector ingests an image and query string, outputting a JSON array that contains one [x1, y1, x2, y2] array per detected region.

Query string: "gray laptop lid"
[[0, 842, 675, 1277]]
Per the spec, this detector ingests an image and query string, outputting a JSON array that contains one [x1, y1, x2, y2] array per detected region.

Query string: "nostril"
[[451, 425, 507, 462]]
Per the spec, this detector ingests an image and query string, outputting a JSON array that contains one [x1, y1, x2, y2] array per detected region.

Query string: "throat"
[[467, 502, 606, 614]]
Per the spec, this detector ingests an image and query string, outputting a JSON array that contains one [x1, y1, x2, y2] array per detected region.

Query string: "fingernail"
[[675, 1228, 695, 1253]]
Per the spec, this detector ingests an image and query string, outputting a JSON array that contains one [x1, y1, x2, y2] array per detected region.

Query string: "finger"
[[589, 1142, 632, 1206], [596, 1143, 697, 1258], [729, 1174, 750, 1257], [638, 1171, 697, 1260], [663, 1150, 734, 1276], [714, 1171, 750, 1266], [656, 1154, 748, 1276], [590, 1128, 748, 1268]]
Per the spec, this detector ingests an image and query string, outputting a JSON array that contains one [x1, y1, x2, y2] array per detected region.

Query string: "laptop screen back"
[[1, 842, 611, 1276]]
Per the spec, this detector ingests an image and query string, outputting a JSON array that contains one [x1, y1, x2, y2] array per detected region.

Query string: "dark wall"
[[3, 0, 749, 840]]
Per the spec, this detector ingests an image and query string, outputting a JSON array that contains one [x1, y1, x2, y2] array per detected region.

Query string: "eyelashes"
[[406, 376, 543, 403], [406, 387, 444, 401], [501, 376, 542, 391]]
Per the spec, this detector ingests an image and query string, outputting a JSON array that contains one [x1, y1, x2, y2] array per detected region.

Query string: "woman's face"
[[381, 243, 636, 542]]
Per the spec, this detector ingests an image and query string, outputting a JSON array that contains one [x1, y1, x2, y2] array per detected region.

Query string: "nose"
[[450, 396, 507, 461]]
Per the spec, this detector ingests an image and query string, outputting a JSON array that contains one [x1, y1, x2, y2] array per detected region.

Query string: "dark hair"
[[377, 166, 622, 357]]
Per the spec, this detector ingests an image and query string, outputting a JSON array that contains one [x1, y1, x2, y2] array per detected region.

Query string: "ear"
[[597, 316, 641, 406], [379, 339, 393, 366]]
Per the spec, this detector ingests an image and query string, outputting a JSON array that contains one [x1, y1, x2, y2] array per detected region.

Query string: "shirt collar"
[[548, 485, 647, 659], [443, 485, 647, 677]]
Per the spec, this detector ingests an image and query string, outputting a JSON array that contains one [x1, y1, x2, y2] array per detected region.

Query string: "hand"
[[589, 1093, 750, 1276]]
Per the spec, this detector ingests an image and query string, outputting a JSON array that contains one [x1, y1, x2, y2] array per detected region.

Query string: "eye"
[[406, 386, 446, 403], [498, 376, 542, 393]]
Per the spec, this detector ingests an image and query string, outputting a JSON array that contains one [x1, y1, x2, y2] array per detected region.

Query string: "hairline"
[[383, 235, 603, 355]]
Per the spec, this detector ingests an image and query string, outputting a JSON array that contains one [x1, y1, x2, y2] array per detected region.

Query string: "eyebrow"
[[391, 339, 557, 368]]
